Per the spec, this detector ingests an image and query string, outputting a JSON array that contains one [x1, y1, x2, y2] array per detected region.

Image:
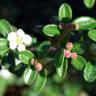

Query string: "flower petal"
[[23, 34, 32, 45], [9, 42, 17, 50], [64, 49, 71, 58], [16, 29, 25, 38], [7, 32, 16, 42], [17, 44, 26, 52]]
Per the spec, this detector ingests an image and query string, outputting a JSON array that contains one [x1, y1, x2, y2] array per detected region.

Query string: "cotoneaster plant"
[[0, 1, 96, 93]]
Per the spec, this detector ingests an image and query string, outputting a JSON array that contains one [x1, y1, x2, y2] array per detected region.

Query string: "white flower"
[[23, 34, 32, 45], [7, 29, 32, 52], [17, 44, 25, 52]]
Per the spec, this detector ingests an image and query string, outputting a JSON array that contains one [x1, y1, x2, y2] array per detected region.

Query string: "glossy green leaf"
[[43, 24, 60, 37], [19, 50, 34, 64], [53, 73, 63, 83], [88, 29, 96, 41], [59, 3, 72, 21], [73, 16, 96, 30], [54, 50, 68, 77], [0, 38, 9, 57], [23, 66, 36, 85], [0, 19, 13, 37], [71, 55, 87, 70], [72, 43, 84, 54], [33, 70, 47, 92], [31, 37, 37, 44], [84, 62, 96, 82], [83, 0, 95, 9], [37, 41, 51, 52], [63, 58, 68, 78]]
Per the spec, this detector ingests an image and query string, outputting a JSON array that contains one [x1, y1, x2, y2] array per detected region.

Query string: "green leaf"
[[33, 70, 47, 92], [19, 50, 34, 64], [73, 16, 96, 30], [63, 58, 68, 78], [88, 29, 96, 41], [84, 62, 96, 82], [72, 43, 84, 54], [43, 24, 60, 37], [83, 0, 95, 9], [54, 50, 68, 77], [23, 66, 36, 85], [58, 3, 72, 21], [31, 37, 37, 44], [53, 73, 63, 83], [71, 55, 87, 70], [37, 41, 51, 52], [0, 19, 13, 37], [0, 38, 9, 57]]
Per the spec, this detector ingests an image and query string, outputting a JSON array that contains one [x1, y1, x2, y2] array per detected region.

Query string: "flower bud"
[[64, 49, 71, 58], [35, 63, 43, 72], [66, 23, 76, 31], [59, 23, 66, 30], [71, 52, 77, 59], [66, 42, 73, 50]]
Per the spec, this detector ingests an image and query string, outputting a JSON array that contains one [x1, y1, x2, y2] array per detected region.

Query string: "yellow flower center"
[[16, 36, 23, 44]]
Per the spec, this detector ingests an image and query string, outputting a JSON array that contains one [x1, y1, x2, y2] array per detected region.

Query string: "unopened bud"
[[71, 52, 77, 59], [66, 23, 76, 30], [35, 63, 43, 72], [66, 42, 73, 50], [59, 23, 66, 30], [64, 49, 71, 58]]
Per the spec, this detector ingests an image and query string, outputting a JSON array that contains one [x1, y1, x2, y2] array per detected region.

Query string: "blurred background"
[[0, 0, 96, 96]]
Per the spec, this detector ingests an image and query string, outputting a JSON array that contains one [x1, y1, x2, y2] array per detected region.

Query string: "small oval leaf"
[[88, 29, 96, 41], [0, 19, 13, 37], [23, 66, 36, 85], [83, 0, 95, 9], [33, 70, 47, 92], [59, 3, 72, 21], [71, 55, 87, 70], [73, 16, 96, 30], [63, 58, 68, 78], [54, 50, 68, 77], [72, 43, 84, 54], [84, 62, 96, 82], [0, 38, 9, 57], [19, 50, 34, 64], [43, 24, 60, 37]]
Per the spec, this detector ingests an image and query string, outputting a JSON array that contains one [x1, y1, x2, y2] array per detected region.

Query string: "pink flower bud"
[[71, 52, 77, 59], [66, 42, 73, 50], [64, 49, 71, 58], [35, 63, 43, 72]]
